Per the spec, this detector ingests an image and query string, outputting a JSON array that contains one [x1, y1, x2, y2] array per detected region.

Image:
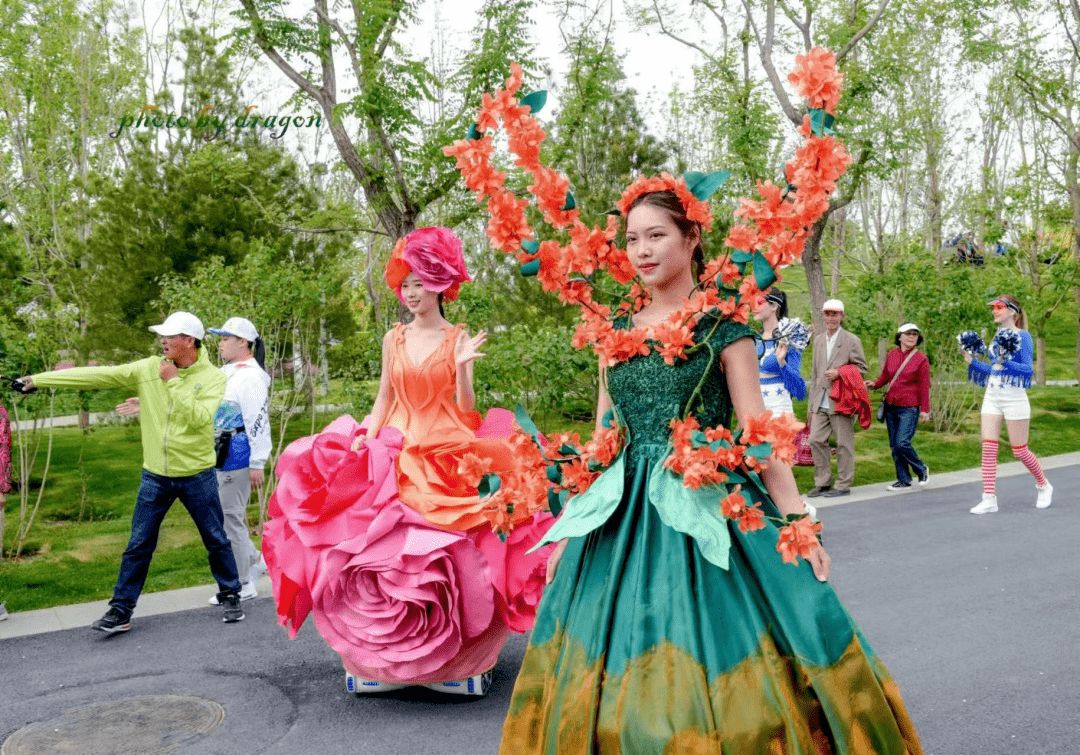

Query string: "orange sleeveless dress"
[[264, 322, 555, 685], [382, 323, 517, 531]]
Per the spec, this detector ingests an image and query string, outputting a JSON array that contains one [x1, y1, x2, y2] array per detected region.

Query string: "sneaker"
[[918, 465, 930, 486], [970, 494, 998, 514], [822, 489, 850, 498], [1036, 482, 1053, 509], [221, 593, 245, 623], [92, 607, 131, 634], [806, 486, 832, 498], [885, 481, 912, 492], [209, 581, 257, 605]]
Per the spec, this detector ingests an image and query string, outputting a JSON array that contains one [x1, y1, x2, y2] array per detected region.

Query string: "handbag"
[[876, 350, 918, 423], [794, 414, 814, 466]]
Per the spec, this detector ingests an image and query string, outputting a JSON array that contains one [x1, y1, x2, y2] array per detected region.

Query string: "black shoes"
[[221, 593, 245, 623], [823, 489, 850, 498], [92, 607, 131, 634], [806, 486, 832, 498]]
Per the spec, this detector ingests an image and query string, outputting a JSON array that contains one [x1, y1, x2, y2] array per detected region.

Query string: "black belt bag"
[[214, 427, 245, 469]]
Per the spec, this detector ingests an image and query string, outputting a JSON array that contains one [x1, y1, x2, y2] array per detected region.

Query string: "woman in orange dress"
[[263, 227, 554, 695]]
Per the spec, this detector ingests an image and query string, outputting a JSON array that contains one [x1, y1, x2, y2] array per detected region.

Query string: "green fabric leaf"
[[478, 473, 502, 497], [546, 464, 563, 484], [520, 90, 547, 114], [684, 170, 732, 200], [466, 123, 481, 140], [515, 403, 541, 441], [745, 442, 772, 459], [807, 108, 836, 136], [559, 443, 580, 456], [520, 239, 540, 254], [732, 250, 754, 264], [752, 250, 777, 290], [647, 458, 732, 570], [547, 487, 562, 517], [519, 259, 540, 277], [562, 191, 576, 211], [529, 452, 626, 552], [600, 407, 617, 429]]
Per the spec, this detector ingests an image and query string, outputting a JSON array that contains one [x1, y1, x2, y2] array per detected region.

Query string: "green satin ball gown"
[[499, 318, 922, 755]]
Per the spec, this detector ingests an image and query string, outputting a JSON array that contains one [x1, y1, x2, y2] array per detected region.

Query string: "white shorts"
[[760, 384, 795, 416], [981, 386, 1031, 421]]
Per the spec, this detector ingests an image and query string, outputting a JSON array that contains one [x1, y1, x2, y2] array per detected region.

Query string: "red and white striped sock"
[[1011, 445, 1047, 487], [981, 439, 998, 495]]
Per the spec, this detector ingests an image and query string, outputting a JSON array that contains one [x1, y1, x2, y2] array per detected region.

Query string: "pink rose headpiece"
[[384, 227, 472, 304]]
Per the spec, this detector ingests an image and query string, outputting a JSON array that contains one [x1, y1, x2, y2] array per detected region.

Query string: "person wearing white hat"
[[206, 317, 272, 604], [865, 324, 932, 492], [806, 298, 868, 498], [20, 312, 245, 631]]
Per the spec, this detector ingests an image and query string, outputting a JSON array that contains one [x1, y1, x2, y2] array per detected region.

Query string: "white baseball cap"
[[897, 323, 920, 334], [821, 299, 845, 313], [208, 317, 259, 342], [149, 311, 205, 340]]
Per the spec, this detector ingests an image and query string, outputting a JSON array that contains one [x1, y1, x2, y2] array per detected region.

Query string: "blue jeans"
[[110, 469, 240, 615], [884, 404, 926, 485]]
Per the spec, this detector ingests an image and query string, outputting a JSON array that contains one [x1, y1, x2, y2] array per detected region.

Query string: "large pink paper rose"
[[264, 415, 403, 635], [311, 499, 508, 683], [399, 227, 472, 298], [268, 415, 402, 548], [475, 511, 557, 633]]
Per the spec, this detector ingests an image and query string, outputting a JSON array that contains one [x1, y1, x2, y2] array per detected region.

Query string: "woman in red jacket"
[[866, 324, 932, 491]]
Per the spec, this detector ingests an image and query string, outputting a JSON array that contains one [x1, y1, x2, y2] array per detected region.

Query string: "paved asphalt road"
[[2, 466, 1078, 755]]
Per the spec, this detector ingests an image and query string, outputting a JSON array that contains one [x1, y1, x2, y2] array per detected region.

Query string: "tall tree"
[[235, 0, 540, 241]]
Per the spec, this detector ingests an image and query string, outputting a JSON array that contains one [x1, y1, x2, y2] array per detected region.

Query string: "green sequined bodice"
[[607, 317, 754, 463]]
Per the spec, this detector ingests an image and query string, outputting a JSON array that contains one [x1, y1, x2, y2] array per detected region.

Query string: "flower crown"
[[616, 173, 715, 231], [384, 226, 472, 303]]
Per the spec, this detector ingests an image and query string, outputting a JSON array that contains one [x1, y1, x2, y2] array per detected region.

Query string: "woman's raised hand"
[[456, 330, 488, 367]]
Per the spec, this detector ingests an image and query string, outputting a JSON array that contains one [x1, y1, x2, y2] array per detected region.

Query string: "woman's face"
[[899, 330, 920, 350], [624, 204, 696, 293], [991, 302, 1015, 326], [400, 272, 440, 315], [753, 298, 778, 322]]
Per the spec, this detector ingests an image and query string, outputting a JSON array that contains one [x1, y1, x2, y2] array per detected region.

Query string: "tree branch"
[[836, 0, 893, 63], [739, 0, 801, 125]]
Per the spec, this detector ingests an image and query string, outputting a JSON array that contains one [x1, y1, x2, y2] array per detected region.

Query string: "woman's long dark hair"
[[626, 190, 705, 281]]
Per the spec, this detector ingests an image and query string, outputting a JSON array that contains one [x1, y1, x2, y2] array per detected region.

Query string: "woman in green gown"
[[498, 189, 923, 754]]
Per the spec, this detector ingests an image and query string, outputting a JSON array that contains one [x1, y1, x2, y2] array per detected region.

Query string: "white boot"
[[1036, 482, 1053, 509], [970, 493, 998, 514]]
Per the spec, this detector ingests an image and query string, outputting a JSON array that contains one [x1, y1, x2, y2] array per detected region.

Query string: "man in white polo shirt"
[[207, 317, 272, 604]]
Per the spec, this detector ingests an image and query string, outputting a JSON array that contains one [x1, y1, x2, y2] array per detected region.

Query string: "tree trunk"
[[1036, 335, 1046, 386], [803, 217, 830, 336]]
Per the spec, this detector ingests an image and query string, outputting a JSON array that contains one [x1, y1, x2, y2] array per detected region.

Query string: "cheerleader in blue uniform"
[[753, 287, 808, 417], [960, 294, 1052, 514]]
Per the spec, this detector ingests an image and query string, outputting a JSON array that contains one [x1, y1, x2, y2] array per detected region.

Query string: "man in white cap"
[[806, 299, 868, 498], [206, 317, 272, 604], [20, 312, 245, 632]]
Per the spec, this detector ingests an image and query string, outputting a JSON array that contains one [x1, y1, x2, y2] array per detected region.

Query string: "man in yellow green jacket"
[[22, 312, 245, 631]]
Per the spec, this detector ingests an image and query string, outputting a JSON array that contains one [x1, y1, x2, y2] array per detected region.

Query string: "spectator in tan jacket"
[[807, 299, 868, 498]]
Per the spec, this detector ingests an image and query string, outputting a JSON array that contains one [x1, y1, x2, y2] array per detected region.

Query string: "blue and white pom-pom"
[[957, 330, 986, 355], [777, 317, 811, 351], [992, 330, 1021, 362]]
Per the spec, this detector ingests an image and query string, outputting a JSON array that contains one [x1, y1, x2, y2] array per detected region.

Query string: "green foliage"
[[84, 139, 318, 353], [473, 325, 598, 424]]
